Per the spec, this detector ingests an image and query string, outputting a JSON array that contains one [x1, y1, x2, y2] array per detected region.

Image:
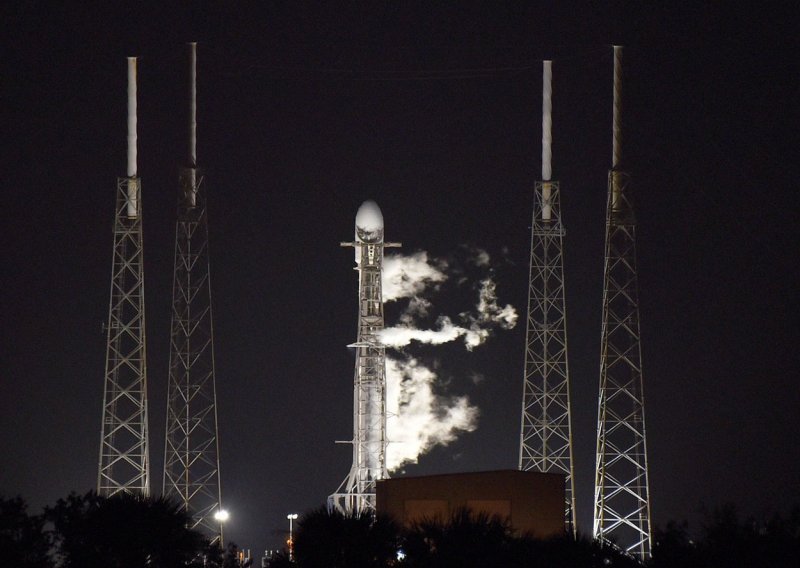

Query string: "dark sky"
[[2, 2, 798, 555]]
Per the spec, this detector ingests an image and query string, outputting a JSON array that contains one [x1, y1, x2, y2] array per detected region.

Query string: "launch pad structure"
[[518, 60, 577, 533], [162, 43, 224, 544], [593, 46, 653, 560], [329, 200, 400, 514], [88, 44, 654, 557], [97, 57, 150, 497], [96, 45, 223, 541]]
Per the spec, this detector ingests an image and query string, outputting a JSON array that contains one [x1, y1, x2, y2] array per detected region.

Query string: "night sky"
[[2, 2, 798, 555]]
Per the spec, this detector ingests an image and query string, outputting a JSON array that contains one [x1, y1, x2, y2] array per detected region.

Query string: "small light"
[[214, 509, 230, 522]]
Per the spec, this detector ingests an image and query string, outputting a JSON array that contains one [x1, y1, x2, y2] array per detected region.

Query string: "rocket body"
[[329, 200, 392, 513], [351, 200, 387, 502]]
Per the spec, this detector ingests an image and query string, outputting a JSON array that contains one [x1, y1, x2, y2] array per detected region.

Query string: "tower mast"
[[163, 43, 224, 544], [97, 57, 150, 496], [329, 200, 400, 514], [593, 46, 652, 559], [518, 60, 576, 532]]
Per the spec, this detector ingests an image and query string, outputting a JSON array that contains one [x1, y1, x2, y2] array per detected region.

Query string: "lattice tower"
[[593, 46, 652, 560], [162, 43, 223, 544], [518, 60, 576, 532], [98, 57, 150, 497]]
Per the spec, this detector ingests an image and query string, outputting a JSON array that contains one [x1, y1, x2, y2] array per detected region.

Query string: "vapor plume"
[[379, 248, 517, 470], [379, 316, 488, 351], [383, 251, 447, 302], [475, 278, 518, 329], [379, 274, 517, 351], [385, 356, 479, 471]]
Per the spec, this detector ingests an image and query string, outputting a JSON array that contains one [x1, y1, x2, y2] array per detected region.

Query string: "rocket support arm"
[[340, 242, 402, 248]]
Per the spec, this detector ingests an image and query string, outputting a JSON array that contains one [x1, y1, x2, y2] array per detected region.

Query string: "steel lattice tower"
[[329, 200, 400, 514], [518, 61, 576, 532], [163, 44, 224, 544], [97, 58, 150, 497], [593, 46, 652, 560]]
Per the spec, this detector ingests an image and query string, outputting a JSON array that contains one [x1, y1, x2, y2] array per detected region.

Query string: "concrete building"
[[376, 470, 565, 539]]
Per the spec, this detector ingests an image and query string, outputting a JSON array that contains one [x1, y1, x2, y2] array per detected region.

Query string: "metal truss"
[[163, 168, 223, 543], [98, 176, 150, 497], [519, 180, 576, 532], [593, 169, 652, 560], [330, 230, 399, 514]]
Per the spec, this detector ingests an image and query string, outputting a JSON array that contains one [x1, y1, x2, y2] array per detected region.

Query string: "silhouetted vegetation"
[[265, 506, 637, 567], [1, 491, 248, 567], [291, 505, 400, 568], [402, 507, 640, 568], [4, 494, 799, 567], [220, 541, 254, 567], [0, 495, 51, 568], [45, 491, 208, 567], [649, 504, 800, 568], [262, 503, 800, 568]]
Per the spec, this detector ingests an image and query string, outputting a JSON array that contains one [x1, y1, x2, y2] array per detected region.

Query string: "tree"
[[292, 506, 400, 568], [648, 504, 800, 568], [263, 550, 295, 568], [401, 508, 515, 568], [46, 491, 207, 568], [220, 541, 253, 567], [0, 495, 53, 568], [649, 520, 701, 568], [401, 508, 639, 568], [531, 532, 640, 568]]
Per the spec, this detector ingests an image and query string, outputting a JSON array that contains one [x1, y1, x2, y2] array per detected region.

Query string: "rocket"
[[330, 199, 399, 513]]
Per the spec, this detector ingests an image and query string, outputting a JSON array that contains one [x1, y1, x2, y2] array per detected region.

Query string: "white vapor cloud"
[[377, 248, 517, 470], [475, 278, 518, 329], [383, 252, 447, 302], [379, 316, 489, 351], [466, 246, 491, 268], [379, 276, 517, 351], [386, 356, 479, 471]]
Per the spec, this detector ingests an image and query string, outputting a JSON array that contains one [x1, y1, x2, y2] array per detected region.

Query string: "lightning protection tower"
[[97, 57, 150, 496], [518, 60, 576, 533], [329, 200, 400, 514], [593, 46, 652, 560], [163, 43, 224, 544]]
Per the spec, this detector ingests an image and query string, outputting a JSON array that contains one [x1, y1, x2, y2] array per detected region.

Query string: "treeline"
[[268, 504, 800, 568], [0, 492, 249, 568], [3, 493, 799, 567], [649, 504, 800, 568], [266, 506, 638, 568]]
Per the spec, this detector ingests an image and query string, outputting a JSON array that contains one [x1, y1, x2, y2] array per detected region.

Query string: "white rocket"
[[330, 199, 399, 513]]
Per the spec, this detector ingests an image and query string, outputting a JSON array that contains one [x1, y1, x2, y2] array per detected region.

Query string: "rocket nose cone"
[[355, 200, 384, 232]]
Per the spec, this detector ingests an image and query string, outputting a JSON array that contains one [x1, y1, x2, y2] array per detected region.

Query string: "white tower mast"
[[518, 60, 576, 532], [97, 57, 150, 496], [593, 46, 653, 560], [329, 200, 400, 514]]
